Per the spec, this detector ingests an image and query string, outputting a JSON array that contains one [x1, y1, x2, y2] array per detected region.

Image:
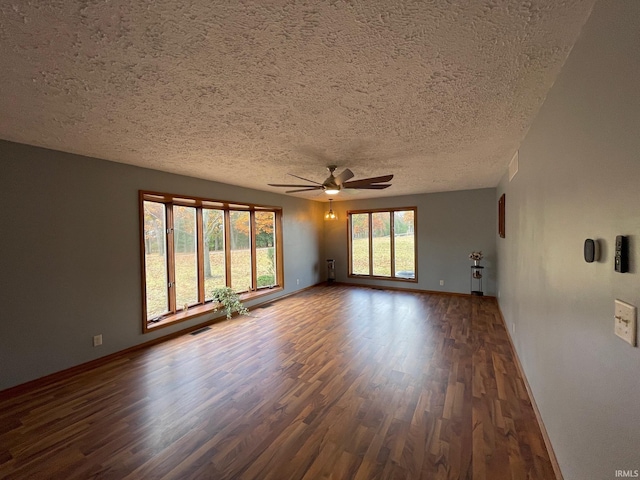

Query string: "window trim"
[[347, 206, 418, 283], [139, 190, 284, 332]]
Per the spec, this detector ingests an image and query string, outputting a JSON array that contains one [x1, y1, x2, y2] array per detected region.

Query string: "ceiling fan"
[[268, 166, 393, 195]]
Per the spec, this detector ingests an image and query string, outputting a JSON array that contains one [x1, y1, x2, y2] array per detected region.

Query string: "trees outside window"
[[141, 192, 283, 331], [174, 206, 198, 307], [348, 207, 417, 281], [229, 211, 252, 293], [350, 213, 369, 275], [255, 211, 276, 288], [143, 201, 168, 319], [203, 209, 226, 300]]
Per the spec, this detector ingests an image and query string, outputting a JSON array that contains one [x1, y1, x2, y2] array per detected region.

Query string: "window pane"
[[351, 213, 370, 275], [143, 201, 168, 320], [371, 212, 391, 277], [255, 211, 276, 288], [394, 210, 415, 279], [230, 211, 252, 292], [174, 206, 198, 307], [203, 209, 226, 299]]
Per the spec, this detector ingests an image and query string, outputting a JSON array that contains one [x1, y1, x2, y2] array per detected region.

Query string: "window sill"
[[347, 274, 418, 283], [144, 286, 283, 332]]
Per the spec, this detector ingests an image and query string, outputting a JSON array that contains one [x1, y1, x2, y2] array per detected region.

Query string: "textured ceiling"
[[0, 0, 595, 201]]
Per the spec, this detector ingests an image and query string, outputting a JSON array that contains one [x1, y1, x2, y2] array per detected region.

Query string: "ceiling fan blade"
[[285, 187, 323, 193], [335, 168, 354, 185], [344, 184, 391, 190], [343, 175, 393, 188], [268, 183, 321, 188], [288, 173, 322, 185]]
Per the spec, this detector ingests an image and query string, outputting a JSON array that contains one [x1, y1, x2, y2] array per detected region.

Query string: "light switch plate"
[[614, 299, 637, 346]]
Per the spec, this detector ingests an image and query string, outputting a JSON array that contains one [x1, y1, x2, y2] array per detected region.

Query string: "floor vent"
[[190, 326, 211, 336]]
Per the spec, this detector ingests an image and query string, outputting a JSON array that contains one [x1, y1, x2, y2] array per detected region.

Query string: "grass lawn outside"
[[351, 235, 415, 278], [145, 247, 275, 319], [145, 236, 414, 320]]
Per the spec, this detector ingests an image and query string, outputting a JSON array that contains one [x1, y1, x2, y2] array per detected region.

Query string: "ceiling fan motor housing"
[[323, 172, 340, 191]]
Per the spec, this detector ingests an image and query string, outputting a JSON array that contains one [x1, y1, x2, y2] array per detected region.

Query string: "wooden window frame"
[[347, 207, 418, 283], [140, 191, 284, 332]]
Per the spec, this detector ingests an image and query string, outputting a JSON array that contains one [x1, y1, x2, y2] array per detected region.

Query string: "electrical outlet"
[[93, 334, 103, 347], [439, 280, 444, 286], [615, 299, 637, 346], [512, 323, 516, 334], [297, 279, 300, 285]]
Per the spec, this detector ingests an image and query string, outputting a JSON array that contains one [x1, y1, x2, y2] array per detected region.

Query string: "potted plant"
[[211, 287, 250, 319]]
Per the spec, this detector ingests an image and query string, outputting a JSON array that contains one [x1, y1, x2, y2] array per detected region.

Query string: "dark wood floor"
[[0, 285, 555, 479]]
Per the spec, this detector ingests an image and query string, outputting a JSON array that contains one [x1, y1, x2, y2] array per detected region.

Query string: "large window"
[[348, 207, 417, 281], [141, 191, 283, 331]]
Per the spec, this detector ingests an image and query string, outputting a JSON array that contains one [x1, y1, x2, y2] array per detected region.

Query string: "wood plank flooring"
[[0, 285, 556, 479]]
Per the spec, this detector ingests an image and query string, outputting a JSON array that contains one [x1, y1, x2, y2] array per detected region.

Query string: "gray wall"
[[324, 189, 497, 296], [0, 141, 325, 390], [0, 139, 497, 391], [496, 1, 640, 478]]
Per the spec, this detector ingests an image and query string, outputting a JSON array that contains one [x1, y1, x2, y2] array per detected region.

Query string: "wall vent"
[[509, 151, 519, 181]]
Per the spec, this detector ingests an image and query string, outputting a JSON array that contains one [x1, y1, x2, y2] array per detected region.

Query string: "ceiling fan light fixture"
[[324, 188, 340, 195], [324, 199, 337, 220]]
